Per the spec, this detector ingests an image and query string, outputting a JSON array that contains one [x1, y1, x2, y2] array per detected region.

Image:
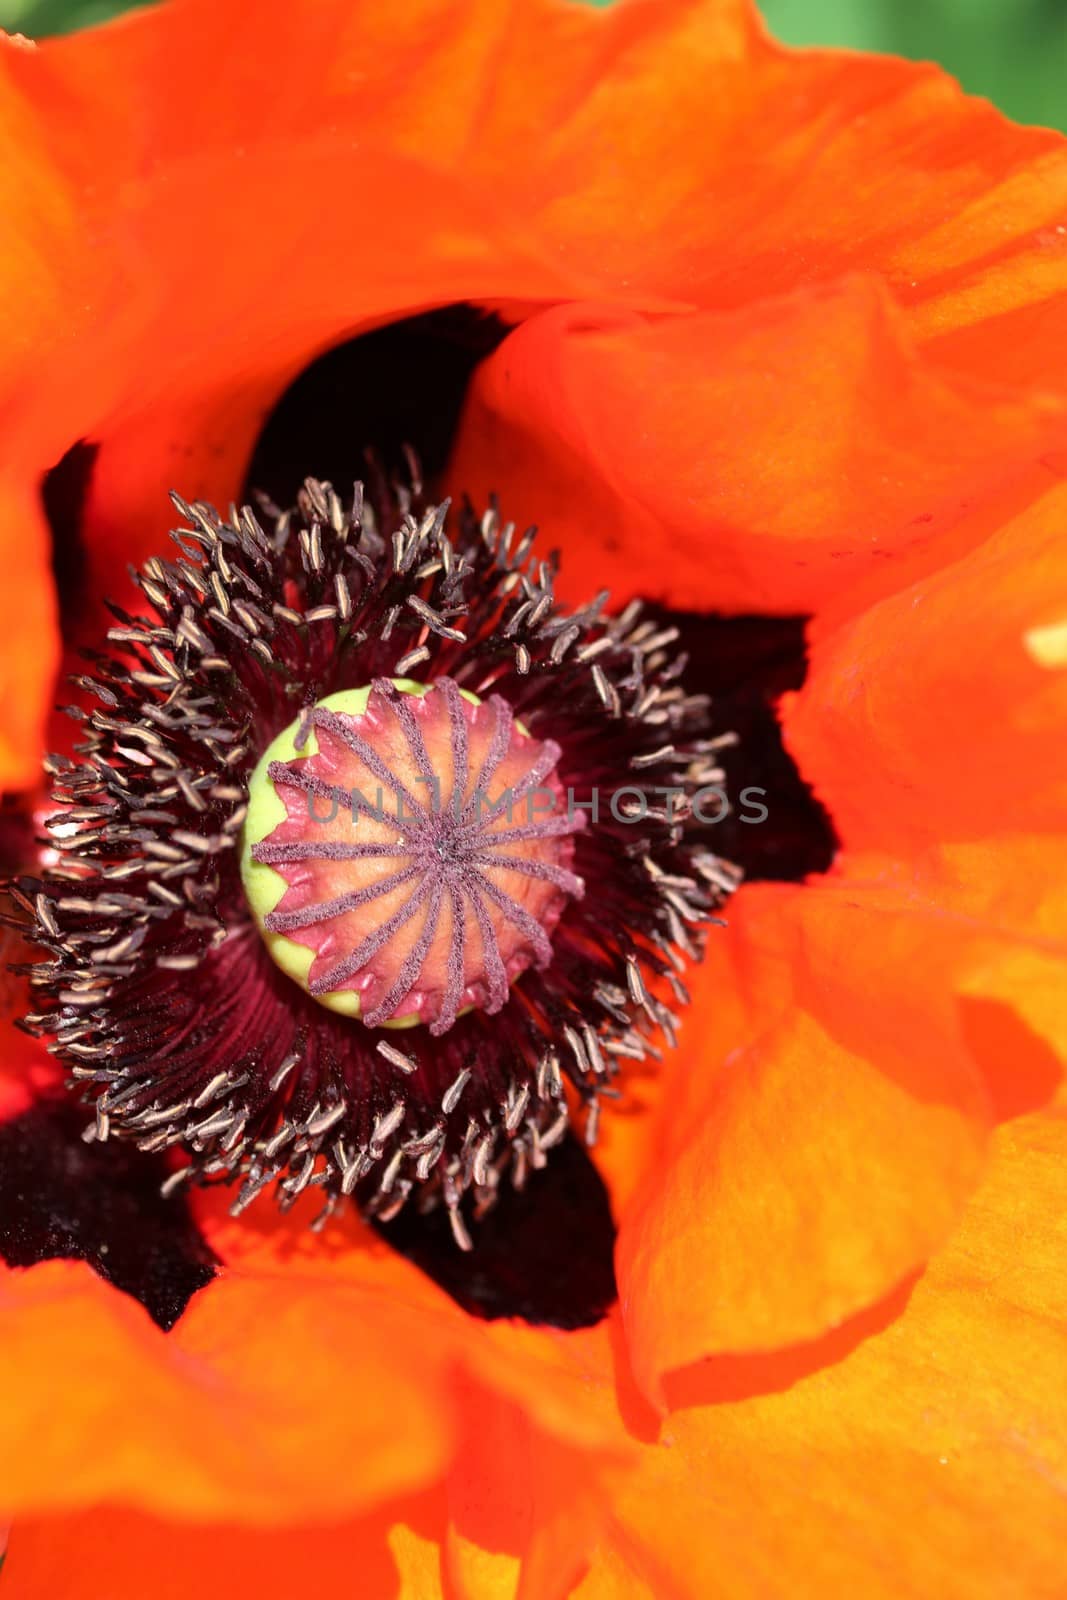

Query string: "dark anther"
[[0, 1100, 217, 1331], [377, 1131, 617, 1329], [244, 305, 510, 508]]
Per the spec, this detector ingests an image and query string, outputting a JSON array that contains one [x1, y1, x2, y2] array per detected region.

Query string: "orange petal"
[[0, 0, 608, 765], [583, 1063, 670, 1225], [847, 836, 1067, 1118], [10, 0, 751, 630], [617, 868, 995, 1402], [5, 0, 1064, 571], [0, 1175, 633, 1535], [446, 279, 1066, 614], [592, 1112, 1067, 1600], [0, 1267, 630, 1594], [444, 1332, 628, 1600], [2, 1494, 446, 1600], [190, 1181, 631, 1452], [4, 1380, 618, 1600], [785, 481, 1067, 854], [486, 5, 1067, 344], [5, 0, 1067, 768], [0, 1261, 453, 1521], [199, 1189, 636, 1590]]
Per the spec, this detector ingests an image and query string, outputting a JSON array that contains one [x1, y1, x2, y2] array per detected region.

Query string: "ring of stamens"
[[6, 478, 741, 1238]]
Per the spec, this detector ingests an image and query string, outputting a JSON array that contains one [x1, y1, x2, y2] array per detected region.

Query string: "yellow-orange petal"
[[830, 837, 1067, 1118], [389, 1516, 448, 1600], [617, 867, 998, 1403], [933, 836, 1067, 1098], [585, 1112, 1067, 1600], [446, 278, 1066, 614]]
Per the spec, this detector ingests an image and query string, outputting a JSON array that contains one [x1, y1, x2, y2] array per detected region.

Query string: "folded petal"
[[0, 1268, 628, 1597], [5, 0, 1067, 770], [590, 1113, 1067, 1600], [485, 2, 1067, 351], [444, 1328, 630, 1600], [617, 867, 997, 1401], [446, 280, 1066, 614], [840, 837, 1067, 1118], [0, 1175, 633, 1542], [0, 1262, 453, 1521], [786, 482, 1067, 852], [0, 0, 621, 762], [194, 1184, 637, 1473]]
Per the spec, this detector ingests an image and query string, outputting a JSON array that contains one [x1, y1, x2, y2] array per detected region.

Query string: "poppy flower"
[[2, 0, 1067, 1594]]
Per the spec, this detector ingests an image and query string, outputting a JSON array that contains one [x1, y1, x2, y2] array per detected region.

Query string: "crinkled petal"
[[0, 1261, 453, 1521], [587, 1113, 1067, 1600], [0, 0, 650, 755], [786, 481, 1067, 852], [617, 866, 1001, 1401], [4, 0, 1067, 763], [0, 1171, 633, 1542], [447, 280, 1066, 612], [473, 2, 1067, 352], [443, 1329, 629, 1600]]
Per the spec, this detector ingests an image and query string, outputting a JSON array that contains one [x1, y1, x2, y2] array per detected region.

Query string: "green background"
[[0, 0, 1065, 132]]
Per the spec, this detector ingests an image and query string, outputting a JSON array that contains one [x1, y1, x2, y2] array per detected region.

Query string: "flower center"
[[11, 475, 741, 1249], [241, 677, 584, 1034]]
